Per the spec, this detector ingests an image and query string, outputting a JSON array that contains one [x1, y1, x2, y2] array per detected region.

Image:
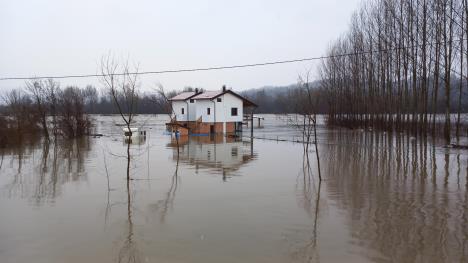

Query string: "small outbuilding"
[[123, 127, 147, 144]]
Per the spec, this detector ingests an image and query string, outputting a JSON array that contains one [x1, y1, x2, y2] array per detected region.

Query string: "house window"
[[217, 98, 222, 102], [190, 99, 194, 103], [231, 107, 238, 116], [231, 147, 238, 157], [181, 108, 185, 114], [207, 108, 211, 115]]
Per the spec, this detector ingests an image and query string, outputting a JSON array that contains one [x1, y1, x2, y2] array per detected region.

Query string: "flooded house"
[[167, 86, 257, 135]]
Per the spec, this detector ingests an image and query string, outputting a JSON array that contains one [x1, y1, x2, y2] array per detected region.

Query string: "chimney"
[[222, 85, 226, 92], [195, 88, 199, 94]]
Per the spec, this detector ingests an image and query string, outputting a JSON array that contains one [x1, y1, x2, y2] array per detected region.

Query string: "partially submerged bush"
[[0, 90, 42, 148], [57, 87, 91, 138], [3, 90, 41, 133], [0, 115, 6, 148], [0, 82, 93, 145]]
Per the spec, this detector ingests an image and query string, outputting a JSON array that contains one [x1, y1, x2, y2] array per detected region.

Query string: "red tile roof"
[[169, 89, 257, 107], [168, 92, 197, 101], [191, 91, 224, 100]]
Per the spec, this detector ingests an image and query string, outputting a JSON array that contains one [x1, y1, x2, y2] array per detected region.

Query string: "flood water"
[[1, 115, 467, 263]]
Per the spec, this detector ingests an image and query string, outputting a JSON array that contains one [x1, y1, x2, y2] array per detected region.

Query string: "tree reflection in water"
[[321, 130, 468, 262], [149, 135, 256, 223], [1, 136, 90, 205], [102, 149, 115, 227], [117, 177, 140, 263], [0, 148, 4, 171], [150, 157, 179, 224], [99, 132, 150, 263], [5, 118, 468, 262], [116, 139, 142, 263], [291, 149, 322, 262]]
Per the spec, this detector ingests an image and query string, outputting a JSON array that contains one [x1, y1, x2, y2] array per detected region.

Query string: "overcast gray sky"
[[0, 0, 361, 92]]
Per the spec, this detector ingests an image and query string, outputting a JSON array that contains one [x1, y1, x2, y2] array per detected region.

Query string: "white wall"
[[172, 101, 188, 121], [187, 99, 197, 121], [214, 93, 243, 123], [195, 100, 215, 122]]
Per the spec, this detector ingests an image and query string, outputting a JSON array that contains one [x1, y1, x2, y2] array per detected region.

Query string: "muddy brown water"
[[0, 115, 467, 263]]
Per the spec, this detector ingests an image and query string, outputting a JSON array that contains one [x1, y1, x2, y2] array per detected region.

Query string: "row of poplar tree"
[[318, 0, 467, 142]]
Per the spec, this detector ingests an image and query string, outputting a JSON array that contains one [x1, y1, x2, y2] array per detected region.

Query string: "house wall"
[[186, 121, 236, 134], [226, 122, 235, 133], [195, 100, 215, 123], [167, 124, 189, 136], [214, 93, 243, 123], [187, 99, 197, 121], [172, 101, 188, 121]]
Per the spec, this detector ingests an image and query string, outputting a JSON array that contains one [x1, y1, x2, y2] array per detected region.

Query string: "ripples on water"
[[0, 115, 467, 263]]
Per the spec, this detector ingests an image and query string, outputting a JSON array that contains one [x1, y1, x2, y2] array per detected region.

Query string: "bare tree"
[[57, 87, 91, 138], [83, 85, 99, 114], [100, 54, 140, 180], [1, 84, 92, 144], [100, 54, 140, 132], [287, 73, 322, 181], [2, 89, 39, 138], [318, 0, 467, 143], [456, 5, 465, 140], [151, 85, 181, 157], [26, 80, 49, 139], [44, 79, 60, 137]]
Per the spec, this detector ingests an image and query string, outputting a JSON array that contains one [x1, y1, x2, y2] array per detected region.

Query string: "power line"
[[0, 57, 323, 81], [0, 38, 465, 81]]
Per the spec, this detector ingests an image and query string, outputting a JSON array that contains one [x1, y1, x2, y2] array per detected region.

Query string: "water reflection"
[[292, 159, 322, 263], [322, 130, 468, 262], [116, 134, 142, 263], [151, 135, 256, 223], [167, 135, 256, 180], [1, 137, 91, 205], [150, 158, 179, 224], [2, 116, 468, 263], [0, 149, 4, 171], [117, 178, 140, 263]]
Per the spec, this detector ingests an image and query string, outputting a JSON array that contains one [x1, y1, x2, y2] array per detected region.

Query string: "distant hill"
[[241, 81, 321, 97], [240, 81, 321, 113], [239, 78, 468, 114]]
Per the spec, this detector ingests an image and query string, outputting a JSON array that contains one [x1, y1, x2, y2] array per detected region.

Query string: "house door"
[[210, 125, 215, 134]]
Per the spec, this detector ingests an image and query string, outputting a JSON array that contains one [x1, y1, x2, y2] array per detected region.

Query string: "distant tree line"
[[316, 0, 468, 142], [67, 86, 203, 115], [0, 84, 189, 116]]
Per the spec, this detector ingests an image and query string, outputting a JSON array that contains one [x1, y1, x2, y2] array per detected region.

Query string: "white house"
[[168, 86, 257, 135]]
